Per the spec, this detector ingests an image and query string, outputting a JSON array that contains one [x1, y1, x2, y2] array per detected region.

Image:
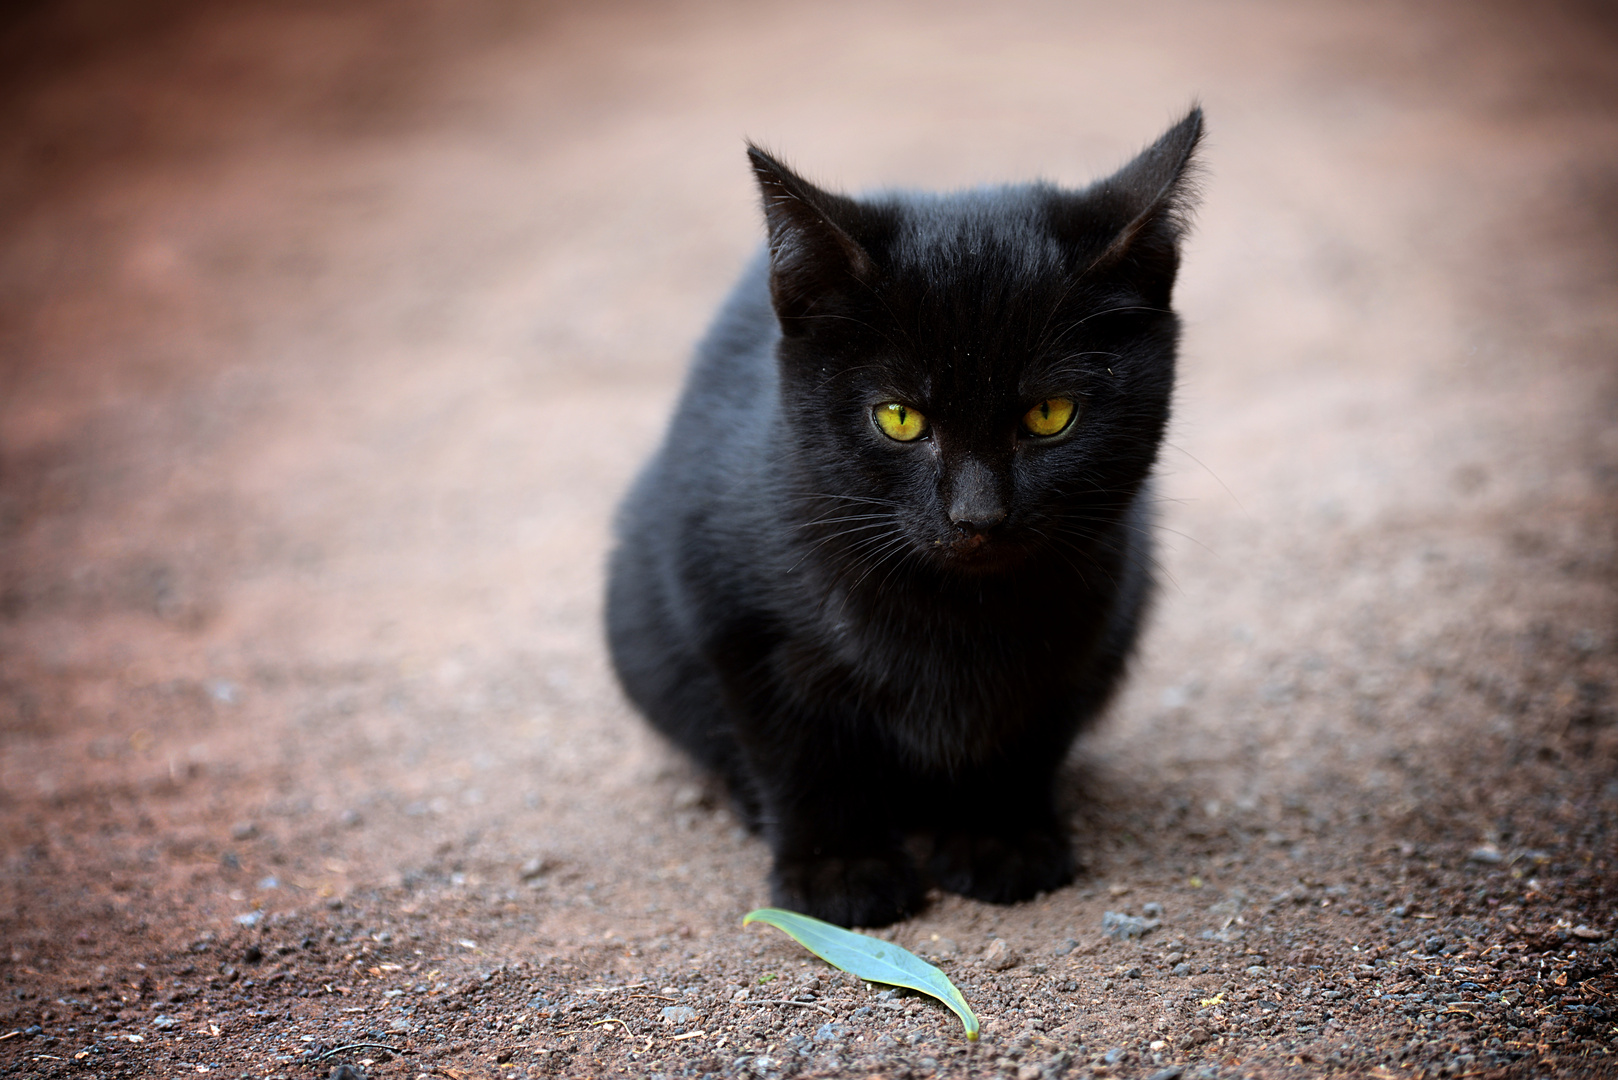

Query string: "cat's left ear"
[[1061, 107, 1204, 301]]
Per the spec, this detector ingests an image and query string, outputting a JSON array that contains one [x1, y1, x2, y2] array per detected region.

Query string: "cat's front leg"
[[769, 842, 923, 929], [756, 754, 924, 927], [926, 761, 1076, 904], [927, 822, 1075, 904]]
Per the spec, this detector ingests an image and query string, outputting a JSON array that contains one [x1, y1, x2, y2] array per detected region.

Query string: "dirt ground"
[[2, 1, 1616, 1078]]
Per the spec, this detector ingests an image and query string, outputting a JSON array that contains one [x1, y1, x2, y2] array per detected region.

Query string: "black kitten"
[[607, 110, 1202, 927]]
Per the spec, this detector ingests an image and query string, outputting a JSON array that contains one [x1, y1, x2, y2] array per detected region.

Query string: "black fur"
[[607, 110, 1203, 927]]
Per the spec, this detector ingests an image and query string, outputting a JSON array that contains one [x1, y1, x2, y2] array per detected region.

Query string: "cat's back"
[[661, 250, 779, 462], [616, 250, 782, 576]]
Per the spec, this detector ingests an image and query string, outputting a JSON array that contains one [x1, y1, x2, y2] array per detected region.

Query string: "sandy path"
[[2, 1, 1615, 1077]]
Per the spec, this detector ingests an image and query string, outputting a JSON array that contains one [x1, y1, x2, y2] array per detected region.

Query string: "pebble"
[[660, 1005, 698, 1025], [1173, 963, 1193, 977], [1466, 845, 1503, 864], [1101, 911, 1157, 941], [1147, 1068, 1186, 1080], [152, 1016, 176, 1030], [519, 856, 555, 881], [982, 939, 1020, 971], [1423, 936, 1447, 954]]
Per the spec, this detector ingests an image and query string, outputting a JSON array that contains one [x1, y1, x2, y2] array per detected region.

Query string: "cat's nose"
[[948, 458, 1007, 534], [952, 510, 1006, 536]]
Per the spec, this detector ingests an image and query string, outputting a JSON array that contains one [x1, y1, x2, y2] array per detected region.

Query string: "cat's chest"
[[783, 579, 1098, 742]]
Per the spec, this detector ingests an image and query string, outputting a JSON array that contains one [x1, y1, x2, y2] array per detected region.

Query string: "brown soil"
[[2, 1, 1616, 1078]]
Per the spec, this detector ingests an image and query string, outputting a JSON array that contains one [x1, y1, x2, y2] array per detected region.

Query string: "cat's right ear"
[[747, 145, 875, 334]]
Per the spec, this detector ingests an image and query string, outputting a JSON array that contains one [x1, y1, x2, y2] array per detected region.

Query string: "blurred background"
[[1, 0, 1615, 1070]]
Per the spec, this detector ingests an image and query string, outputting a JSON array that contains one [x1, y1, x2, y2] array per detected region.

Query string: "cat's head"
[[752, 110, 1202, 580]]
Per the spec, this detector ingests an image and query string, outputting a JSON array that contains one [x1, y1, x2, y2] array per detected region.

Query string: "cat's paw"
[[928, 827, 1075, 904], [769, 850, 924, 928]]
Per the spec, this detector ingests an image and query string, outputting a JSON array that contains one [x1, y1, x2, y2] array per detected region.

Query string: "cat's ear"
[[1061, 107, 1204, 301], [746, 145, 876, 334]]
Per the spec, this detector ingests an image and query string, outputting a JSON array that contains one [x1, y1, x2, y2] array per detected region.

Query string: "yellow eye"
[[873, 402, 928, 442], [1021, 397, 1076, 437]]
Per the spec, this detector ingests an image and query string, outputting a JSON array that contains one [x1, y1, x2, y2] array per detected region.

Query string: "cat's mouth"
[[929, 529, 1019, 571]]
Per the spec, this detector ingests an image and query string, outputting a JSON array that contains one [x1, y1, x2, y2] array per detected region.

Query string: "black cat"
[[606, 109, 1202, 927]]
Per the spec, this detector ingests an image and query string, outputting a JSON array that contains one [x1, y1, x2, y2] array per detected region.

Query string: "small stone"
[[1124, 966, 1142, 979], [1570, 925, 1608, 941], [230, 822, 259, 841], [1466, 846, 1503, 864], [1053, 938, 1079, 956], [519, 856, 555, 881], [1101, 911, 1157, 941], [1141, 902, 1163, 919], [152, 1016, 176, 1030], [1422, 936, 1447, 954], [1017, 1065, 1042, 1080], [982, 938, 1020, 971], [661, 1005, 699, 1025], [1173, 962, 1193, 976], [1246, 964, 1267, 976], [1147, 1068, 1185, 1080]]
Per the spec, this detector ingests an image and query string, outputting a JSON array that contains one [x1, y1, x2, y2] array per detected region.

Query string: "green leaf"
[[741, 908, 979, 1040]]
